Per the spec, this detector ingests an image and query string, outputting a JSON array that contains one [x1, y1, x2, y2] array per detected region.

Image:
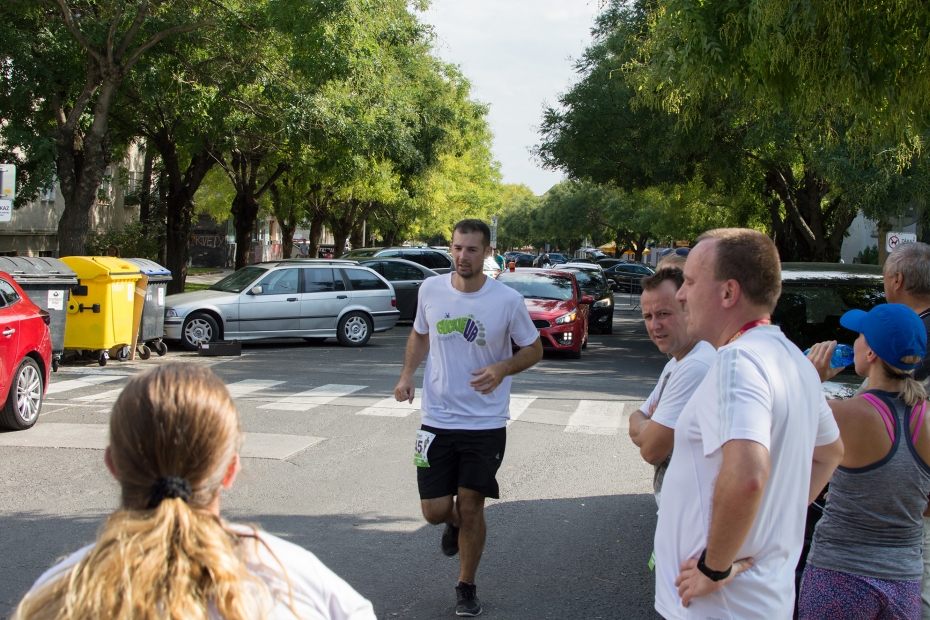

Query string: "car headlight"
[[555, 311, 578, 325], [165, 308, 181, 319], [593, 297, 613, 308]]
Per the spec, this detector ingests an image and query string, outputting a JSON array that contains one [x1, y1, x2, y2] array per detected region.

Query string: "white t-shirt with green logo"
[[414, 273, 539, 430]]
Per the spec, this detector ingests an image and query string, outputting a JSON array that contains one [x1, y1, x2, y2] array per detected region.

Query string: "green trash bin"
[[124, 258, 172, 358], [0, 257, 78, 372]]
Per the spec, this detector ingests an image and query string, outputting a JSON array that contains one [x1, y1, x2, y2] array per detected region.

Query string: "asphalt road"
[[0, 302, 668, 619]]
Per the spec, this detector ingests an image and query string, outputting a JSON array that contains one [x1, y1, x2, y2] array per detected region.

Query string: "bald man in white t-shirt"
[[654, 229, 844, 620]]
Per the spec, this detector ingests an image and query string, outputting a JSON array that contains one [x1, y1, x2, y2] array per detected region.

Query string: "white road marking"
[[47, 375, 123, 395], [0, 423, 324, 460], [564, 400, 626, 435], [74, 388, 124, 402], [356, 390, 420, 417], [507, 395, 537, 427], [225, 379, 286, 398], [258, 384, 367, 412]]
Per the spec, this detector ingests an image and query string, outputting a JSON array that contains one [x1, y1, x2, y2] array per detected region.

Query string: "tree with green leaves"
[[0, 0, 211, 256]]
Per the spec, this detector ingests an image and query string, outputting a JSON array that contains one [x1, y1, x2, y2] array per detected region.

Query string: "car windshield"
[[341, 249, 380, 258], [497, 273, 575, 300], [548, 254, 566, 261], [209, 266, 267, 293], [567, 269, 607, 296]]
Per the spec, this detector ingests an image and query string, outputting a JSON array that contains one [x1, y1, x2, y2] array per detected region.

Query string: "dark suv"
[[773, 263, 885, 353], [561, 264, 615, 333], [341, 247, 453, 274]]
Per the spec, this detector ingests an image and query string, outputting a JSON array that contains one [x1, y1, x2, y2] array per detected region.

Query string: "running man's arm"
[[628, 411, 675, 465], [469, 338, 543, 395], [394, 329, 430, 403]]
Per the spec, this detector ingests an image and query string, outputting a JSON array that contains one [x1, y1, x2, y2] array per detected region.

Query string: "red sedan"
[[497, 268, 593, 358], [0, 272, 52, 430]]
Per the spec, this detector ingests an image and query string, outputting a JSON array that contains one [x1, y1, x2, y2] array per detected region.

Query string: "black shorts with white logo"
[[416, 425, 507, 500]]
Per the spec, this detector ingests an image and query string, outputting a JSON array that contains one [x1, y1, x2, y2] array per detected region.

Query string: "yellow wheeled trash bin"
[[61, 257, 144, 366]]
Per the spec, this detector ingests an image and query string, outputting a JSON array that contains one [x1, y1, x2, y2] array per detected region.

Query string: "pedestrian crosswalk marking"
[[258, 384, 367, 412], [74, 388, 124, 402], [225, 379, 286, 398], [46, 375, 123, 395], [564, 400, 626, 435], [0, 423, 324, 460], [507, 395, 537, 427], [356, 390, 420, 417]]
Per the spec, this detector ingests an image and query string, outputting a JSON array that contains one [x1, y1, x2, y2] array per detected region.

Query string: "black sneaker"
[[441, 523, 460, 557], [455, 581, 481, 617]]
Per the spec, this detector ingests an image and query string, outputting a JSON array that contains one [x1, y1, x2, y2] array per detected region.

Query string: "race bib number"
[[414, 430, 436, 468]]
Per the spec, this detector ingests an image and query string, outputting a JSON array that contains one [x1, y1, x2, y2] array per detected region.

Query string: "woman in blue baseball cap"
[[799, 304, 930, 619]]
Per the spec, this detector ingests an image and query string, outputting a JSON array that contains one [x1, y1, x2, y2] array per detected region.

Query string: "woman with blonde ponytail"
[[800, 304, 930, 619], [14, 363, 375, 620]]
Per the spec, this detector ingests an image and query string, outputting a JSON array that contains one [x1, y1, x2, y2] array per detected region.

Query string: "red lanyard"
[[727, 318, 771, 344]]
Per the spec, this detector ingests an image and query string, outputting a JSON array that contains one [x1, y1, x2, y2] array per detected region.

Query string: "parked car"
[[358, 258, 438, 320], [340, 247, 453, 274], [0, 272, 52, 430], [566, 257, 598, 265], [496, 268, 592, 359], [533, 252, 569, 267], [596, 258, 630, 269], [164, 259, 400, 350], [773, 262, 885, 354], [561, 264, 615, 334], [604, 263, 656, 293], [504, 252, 535, 268]]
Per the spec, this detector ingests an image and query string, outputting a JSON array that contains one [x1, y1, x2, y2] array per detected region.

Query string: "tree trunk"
[[224, 149, 289, 270], [139, 140, 154, 227], [151, 129, 215, 294], [308, 212, 325, 258], [54, 80, 120, 256], [269, 184, 297, 259], [349, 223, 364, 250]]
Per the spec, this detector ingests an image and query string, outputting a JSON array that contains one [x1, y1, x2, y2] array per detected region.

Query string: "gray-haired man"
[[884, 242, 930, 381]]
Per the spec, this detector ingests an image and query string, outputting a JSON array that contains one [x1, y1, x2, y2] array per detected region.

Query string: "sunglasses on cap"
[[659, 247, 690, 259]]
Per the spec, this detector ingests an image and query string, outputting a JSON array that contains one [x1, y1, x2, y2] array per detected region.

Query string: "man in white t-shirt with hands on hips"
[[654, 228, 844, 619], [394, 219, 542, 617]]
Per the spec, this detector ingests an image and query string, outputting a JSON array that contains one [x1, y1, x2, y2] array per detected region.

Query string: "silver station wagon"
[[164, 259, 400, 350]]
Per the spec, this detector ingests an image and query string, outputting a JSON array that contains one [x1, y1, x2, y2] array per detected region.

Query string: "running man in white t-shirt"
[[654, 228, 844, 620], [394, 219, 542, 617], [629, 267, 715, 507]]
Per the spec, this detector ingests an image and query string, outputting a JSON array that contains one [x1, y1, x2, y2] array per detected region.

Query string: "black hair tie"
[[149, 476, 193, 508]]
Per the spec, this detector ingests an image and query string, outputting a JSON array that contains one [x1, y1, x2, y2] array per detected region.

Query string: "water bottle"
[[803, 343, 855, 368]]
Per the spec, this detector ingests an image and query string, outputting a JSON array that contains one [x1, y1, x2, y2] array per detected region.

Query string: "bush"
[[86, 220, 162, 261], [856, 245, 879, 265]]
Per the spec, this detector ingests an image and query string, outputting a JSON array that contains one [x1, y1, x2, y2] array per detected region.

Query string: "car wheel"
[[567, 345, 582, 359], [181, 312, 219, 351], [337, 312, 372, 347], [303, 337, 327, 344], [0, 357, 43, 431]]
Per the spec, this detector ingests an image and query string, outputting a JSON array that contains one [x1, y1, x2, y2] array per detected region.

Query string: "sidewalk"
[[186, 269, 233, 285]]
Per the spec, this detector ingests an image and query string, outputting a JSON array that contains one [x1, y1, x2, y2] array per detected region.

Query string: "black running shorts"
[[416, 425, 507, 500]]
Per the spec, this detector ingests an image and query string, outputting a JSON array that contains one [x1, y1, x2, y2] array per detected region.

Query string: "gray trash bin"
[[0, 257, 78, 371], [124, 258, 172, 358]]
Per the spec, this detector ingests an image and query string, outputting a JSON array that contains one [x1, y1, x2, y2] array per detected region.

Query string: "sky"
[[422, 1, 603, 196]]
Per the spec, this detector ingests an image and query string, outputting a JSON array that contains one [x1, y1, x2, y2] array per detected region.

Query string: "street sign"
[[886, 231, 917, 252], [0, 199, 11, 223], [490, 216, 498, 249], [0, 165, 15, 202]]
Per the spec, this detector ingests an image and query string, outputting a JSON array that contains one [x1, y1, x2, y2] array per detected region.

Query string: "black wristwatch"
[[697, 549, 733, 582]]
